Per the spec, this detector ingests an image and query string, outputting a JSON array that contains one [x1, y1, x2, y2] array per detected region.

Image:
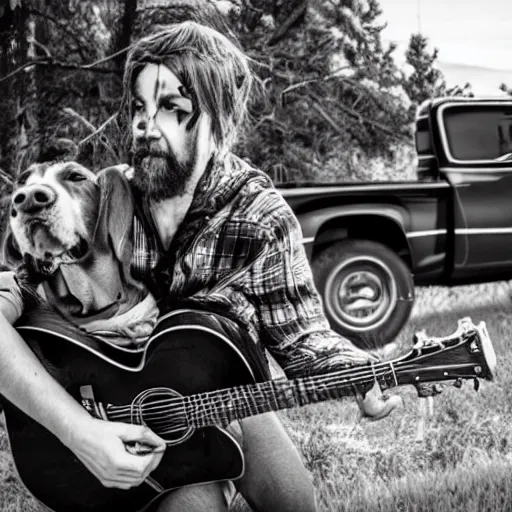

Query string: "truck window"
[[440, 104, 512, 163], [415, 129, 432, 153]]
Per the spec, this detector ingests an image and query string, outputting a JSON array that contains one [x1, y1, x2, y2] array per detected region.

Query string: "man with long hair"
[[0, 21, 401, 511]]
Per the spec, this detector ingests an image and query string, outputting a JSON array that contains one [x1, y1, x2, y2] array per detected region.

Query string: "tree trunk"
[[116, 0, 137, 69], [30, 0, 124, 168], [0, 2, 29, 178]]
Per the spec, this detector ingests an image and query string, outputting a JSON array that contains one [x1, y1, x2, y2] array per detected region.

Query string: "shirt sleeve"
[[0, 271, 25, 324], [211, 190, 376, 378]]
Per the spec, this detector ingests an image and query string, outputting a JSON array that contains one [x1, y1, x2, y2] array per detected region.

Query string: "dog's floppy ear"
[[96, 166, 140, 288], [1, 226, 23, 270]]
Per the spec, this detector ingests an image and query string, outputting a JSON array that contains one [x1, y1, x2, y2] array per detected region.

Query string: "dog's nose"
[[12, 185, 57, 215]]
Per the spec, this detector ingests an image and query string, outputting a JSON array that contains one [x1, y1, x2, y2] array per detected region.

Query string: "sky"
[[377, 0, 512, 94]]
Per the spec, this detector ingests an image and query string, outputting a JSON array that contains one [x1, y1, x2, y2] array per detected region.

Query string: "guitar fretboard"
[[100, 331, 484, 437], [182, 376, 353, 428], [105, 363, 394, 433]]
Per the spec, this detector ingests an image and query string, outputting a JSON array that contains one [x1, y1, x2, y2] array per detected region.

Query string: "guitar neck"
[[106, 346, 484, 432], [105, 362, 388, 430], [109, 358, 412, 431], [183, 365, 382, 429], [202, 358, 492, 431]]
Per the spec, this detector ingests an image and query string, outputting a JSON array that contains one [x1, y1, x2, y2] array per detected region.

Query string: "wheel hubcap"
[[325, 256, 397, 332]]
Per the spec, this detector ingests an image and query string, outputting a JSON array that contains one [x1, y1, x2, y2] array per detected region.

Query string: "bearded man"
[[0, 21, 401, 512]]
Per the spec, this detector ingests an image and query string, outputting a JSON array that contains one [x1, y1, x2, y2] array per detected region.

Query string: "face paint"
[[178, 84, 200, 132]]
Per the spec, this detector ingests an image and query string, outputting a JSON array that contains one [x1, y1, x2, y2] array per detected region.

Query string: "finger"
[[125, 440, 166, 455], [127, 441, 166, 455], [102, 478, 141, 490], [147, 449, 165, 474], [122, 452, 162, 481], [79, 457, 142, 485], [120, 425, 166, 451], [82, 451, 144, 478], [139, 454, 164, 483]]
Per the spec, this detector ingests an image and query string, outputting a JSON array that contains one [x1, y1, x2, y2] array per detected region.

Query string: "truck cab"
[[416, 97, 512, 282]]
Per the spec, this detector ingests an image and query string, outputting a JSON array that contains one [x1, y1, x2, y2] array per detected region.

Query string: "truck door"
[[432, 100, 512, 280]]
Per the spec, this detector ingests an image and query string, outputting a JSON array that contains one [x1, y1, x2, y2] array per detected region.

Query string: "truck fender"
[[296, 204, 412, 261]]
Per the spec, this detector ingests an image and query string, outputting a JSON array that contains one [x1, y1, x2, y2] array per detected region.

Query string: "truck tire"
[[312, 239, 414, 349]]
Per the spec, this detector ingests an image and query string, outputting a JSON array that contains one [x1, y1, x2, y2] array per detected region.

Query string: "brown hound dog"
[[1, 161, 158, 345]]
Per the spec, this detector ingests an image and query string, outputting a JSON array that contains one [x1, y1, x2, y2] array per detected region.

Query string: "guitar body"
[[3, 308, 270, 512]]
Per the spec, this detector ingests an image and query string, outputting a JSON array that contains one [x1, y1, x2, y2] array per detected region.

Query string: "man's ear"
[[96, 166, 139, 287]]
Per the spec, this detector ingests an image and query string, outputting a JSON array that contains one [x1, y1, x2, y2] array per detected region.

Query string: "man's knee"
[[241, 475, 317, 512], [237, 413, 317, 511], [147, 483, 228, 512]]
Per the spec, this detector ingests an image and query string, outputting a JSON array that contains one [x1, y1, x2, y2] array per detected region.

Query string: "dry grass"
[[2, 281, 512, 511]]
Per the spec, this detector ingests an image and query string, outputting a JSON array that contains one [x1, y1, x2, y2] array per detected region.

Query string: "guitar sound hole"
[[133, 387, 195, 444]]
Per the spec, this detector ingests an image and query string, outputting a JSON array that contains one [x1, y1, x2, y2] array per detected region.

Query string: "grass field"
[[2, 281, 512, 511]]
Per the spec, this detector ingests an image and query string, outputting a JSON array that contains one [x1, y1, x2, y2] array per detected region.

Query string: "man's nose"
[[11, 185, 57, 215], [136, 114, 161, 141]]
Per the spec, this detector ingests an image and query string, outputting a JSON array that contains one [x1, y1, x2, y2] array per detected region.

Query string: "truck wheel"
[[312, 239, 414, 349]]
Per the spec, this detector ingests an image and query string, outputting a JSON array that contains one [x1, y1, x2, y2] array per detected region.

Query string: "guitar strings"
[[106, 362, 392, 419], [106, 368, 396, 426], [106, 358, 468, 426], [105, 351, 472, 430]]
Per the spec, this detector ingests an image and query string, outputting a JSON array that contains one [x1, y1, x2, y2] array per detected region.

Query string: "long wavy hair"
[[121, 21, 254, 160]]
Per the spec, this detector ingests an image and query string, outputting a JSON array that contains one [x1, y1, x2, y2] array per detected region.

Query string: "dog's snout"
[[12, 185, 57, 215]]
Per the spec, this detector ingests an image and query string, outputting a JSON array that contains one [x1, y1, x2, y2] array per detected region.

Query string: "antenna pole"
[[417, 0, 422, 34]]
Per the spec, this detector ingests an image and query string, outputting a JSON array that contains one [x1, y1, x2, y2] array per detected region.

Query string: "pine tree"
[[229, 0, 413, 182], [0, 0, 29, 177], [403, 33, 444, 106]]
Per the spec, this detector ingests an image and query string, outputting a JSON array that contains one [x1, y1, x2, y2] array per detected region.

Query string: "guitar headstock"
[[397, 317, 497, 389]]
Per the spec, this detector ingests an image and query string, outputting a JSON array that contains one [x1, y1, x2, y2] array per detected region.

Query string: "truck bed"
[[277, 180, 451, 211]]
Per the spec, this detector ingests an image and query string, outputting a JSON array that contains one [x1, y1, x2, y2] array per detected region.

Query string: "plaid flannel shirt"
[[129, 154, 372, 378]]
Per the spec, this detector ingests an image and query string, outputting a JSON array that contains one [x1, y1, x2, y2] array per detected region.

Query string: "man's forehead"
[[134, 63, 185, 98]]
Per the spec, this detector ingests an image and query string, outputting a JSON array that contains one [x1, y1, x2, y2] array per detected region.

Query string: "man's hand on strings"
[[64, 417, 166, 489]]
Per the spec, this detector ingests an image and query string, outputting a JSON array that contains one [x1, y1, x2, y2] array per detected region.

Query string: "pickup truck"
[[278, 97, 512, 349]]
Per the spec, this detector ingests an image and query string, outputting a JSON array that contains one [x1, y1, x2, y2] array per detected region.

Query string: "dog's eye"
[[67, 172, 86, 182]]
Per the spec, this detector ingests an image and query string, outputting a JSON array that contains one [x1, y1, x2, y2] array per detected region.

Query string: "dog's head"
[[3, 162, 135, 281]]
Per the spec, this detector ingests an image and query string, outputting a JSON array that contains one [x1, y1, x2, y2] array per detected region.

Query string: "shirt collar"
[[186, 154, 251, 218]]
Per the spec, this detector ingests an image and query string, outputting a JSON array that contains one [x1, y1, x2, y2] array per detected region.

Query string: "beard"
[[130, 140, 196, 202]]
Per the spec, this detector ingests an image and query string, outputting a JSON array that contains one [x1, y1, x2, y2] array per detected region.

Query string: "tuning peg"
[[474, 378, 480, 392], [413, 330, 428, 352]]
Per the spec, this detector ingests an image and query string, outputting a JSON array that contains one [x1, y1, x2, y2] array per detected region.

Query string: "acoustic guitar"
[[1, 307, 496, 512]]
